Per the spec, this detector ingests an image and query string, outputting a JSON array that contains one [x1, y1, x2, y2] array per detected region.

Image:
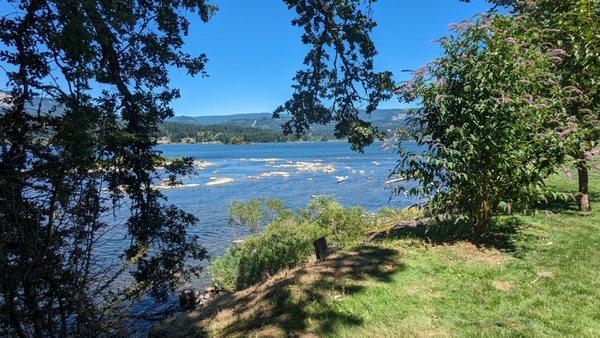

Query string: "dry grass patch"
[[492, 280, 513, 291], [440, 241, 510, 267], [153, 246, 399, 337], [403, 278, 443, 300], [536, 270, 554, 278]]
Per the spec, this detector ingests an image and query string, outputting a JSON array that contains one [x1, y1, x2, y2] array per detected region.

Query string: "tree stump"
[[313, 237, 328, 261]]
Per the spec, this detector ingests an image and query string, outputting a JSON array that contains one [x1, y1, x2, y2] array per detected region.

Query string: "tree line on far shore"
[[157, 122, 294, 144], [156, 121, 409, 144]]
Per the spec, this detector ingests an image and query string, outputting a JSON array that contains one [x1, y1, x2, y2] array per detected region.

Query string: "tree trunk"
[[577, 161, 591, 212], [474, 199, 492, 239]]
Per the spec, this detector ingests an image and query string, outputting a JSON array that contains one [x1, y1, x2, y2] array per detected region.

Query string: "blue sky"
[[0, 0, 492, 116], [172, 0, 492, 116]]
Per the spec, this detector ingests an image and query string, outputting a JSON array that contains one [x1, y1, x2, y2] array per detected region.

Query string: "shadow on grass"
[[162, 246, 400, 337], [388, 217, 532, 254], [533, 190, 599, 213], [222, 246, 400, 336]]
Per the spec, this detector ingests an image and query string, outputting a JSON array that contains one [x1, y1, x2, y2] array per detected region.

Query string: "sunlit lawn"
[[157, 162, 599, 337], [315, 163, 599, 337]]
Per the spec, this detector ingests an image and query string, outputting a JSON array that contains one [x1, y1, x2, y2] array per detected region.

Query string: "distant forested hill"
[[1, 93, 410, 144], [156, 123, 299, 144], [165, 108, 409, 138], [159, 109, 412, 144], [167, 109, 408, 130]]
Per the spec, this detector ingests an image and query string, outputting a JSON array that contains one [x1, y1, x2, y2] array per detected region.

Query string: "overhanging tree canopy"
[[0, 0, 390, 335]]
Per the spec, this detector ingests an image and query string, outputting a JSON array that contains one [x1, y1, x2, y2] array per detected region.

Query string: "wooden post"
[[313, 237, 328, 261]]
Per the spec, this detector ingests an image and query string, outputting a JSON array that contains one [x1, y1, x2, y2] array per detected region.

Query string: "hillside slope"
[[152, 164, 599, 337]]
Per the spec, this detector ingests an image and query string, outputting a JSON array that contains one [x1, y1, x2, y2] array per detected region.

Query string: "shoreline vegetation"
[[155, 121, 409, 145], [156, 138, 347, 146], [152, 159, 600, 337], [156, 122, 337, 145]]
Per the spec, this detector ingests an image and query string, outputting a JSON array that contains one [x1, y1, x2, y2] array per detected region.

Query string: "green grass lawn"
[[156, 164, 599, 337], [317, 165, 600, 337]]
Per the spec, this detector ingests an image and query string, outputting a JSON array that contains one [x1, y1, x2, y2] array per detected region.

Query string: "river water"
[[102, 141, 418, 333]]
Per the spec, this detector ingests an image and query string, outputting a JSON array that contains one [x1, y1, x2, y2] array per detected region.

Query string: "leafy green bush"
[[228, 199, 284, 234], [303, 196, 369, 247], [210, 217, 324, 291], [209, 196, 374, 291], [395, 15, 568, 236]]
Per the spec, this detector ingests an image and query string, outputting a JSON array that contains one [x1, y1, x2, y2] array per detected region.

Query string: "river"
[[101, 141, 418, 334]]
